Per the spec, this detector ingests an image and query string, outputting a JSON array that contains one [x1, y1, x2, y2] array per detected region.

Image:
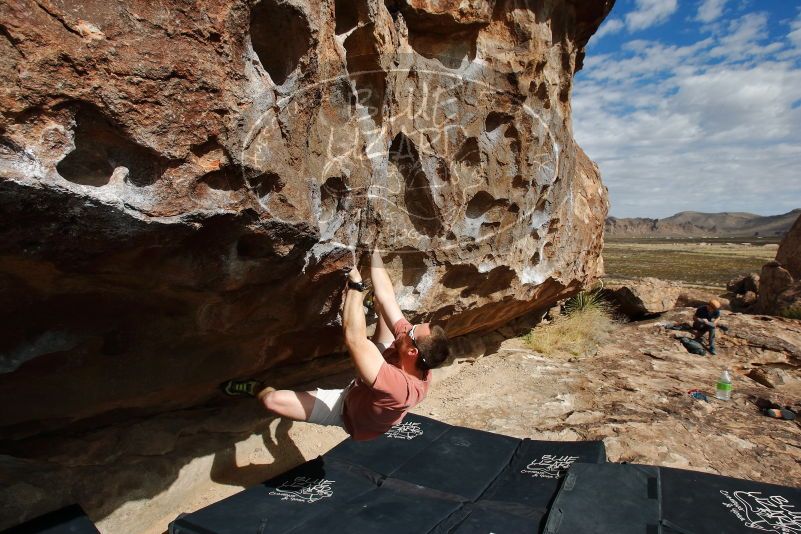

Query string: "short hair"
[[416, 325, 450, 371], [709, 299, 721, 309]]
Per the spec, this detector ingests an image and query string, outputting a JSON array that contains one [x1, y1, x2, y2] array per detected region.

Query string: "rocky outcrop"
[[776, 214, 801, 279], [757, 262, 801, 317], [727, 273, 759, 312], [727, 273, 759, 295], [606, 278, 681, 318], [0, 0, 612, 438], [756, 214, 801, 317]]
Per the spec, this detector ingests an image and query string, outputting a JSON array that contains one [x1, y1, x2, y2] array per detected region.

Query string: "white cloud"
[[709, 12, 773, 60], [573, 13, 801, 217], [790, 10, 801, 48], [625, 0, 679, 32], [696, 0, 729, 23], [594, 18, 625, 41], [672, 65, 801, 142]]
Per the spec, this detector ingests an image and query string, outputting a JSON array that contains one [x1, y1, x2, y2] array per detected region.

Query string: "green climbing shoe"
[[220, 379, 262, 397]]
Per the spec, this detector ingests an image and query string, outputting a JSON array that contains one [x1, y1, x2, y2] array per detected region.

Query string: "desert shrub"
[[780, 306, 801, 320], [563, 286, 609, 315], [524, 290, 616, 356]]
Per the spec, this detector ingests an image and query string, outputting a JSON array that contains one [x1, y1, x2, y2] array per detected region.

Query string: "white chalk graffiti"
[[521, 455, 579, 479], [269, 477, 334, 503], [721, 490, 801, 533], [385, 421, 424, 440]]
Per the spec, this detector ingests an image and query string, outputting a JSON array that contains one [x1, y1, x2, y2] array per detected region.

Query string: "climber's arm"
[[370, 248, 405, 328], [344, 268, 384, 385]]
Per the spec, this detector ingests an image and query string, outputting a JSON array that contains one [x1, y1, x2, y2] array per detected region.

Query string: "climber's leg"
[[260, 387, 347, 427], [259, 389, 316, 421]]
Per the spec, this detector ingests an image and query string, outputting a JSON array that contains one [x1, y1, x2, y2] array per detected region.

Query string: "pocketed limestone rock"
[[0, 0, 613, 439]]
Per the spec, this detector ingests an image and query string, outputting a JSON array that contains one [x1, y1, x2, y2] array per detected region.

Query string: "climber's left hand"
[[347, 266, 362, 284]]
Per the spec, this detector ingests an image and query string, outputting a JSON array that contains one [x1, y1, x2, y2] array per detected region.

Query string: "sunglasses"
[[408, 325, 424, 354]]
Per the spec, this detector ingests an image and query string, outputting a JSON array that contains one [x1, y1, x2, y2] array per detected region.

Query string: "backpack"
[[680, 337, 707, 356]]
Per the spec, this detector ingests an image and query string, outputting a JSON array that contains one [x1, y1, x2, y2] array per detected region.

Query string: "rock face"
[[776, 214, 801, 279], [606, 278, 681, 318], [0, 0, 612, 438], [757, 214, 801, 317], [757, 262, 801, 316]]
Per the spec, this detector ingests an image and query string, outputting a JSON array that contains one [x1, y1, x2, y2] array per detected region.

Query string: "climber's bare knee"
[[260, 389, 316, 422]]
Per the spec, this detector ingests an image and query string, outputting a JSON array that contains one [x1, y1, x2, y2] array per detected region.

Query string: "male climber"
[[693, 299, 721, 355], [221, 249, 450, 440]]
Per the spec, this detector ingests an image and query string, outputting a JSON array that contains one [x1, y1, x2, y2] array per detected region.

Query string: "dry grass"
[[603, 238, 777, 289], [524, 293, 617, 356], [782, 306, 801, 320]]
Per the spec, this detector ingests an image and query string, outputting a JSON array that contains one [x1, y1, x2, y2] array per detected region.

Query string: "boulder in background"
[[606, 278, 681, 319]]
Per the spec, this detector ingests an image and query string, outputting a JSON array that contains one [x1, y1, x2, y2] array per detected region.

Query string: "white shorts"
[[309, 388, 347, 428]]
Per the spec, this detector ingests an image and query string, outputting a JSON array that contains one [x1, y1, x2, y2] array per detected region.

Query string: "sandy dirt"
[[418, 308, 801, 487]]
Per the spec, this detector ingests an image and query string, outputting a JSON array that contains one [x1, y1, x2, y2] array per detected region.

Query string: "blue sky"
[[573, 0, 801, 218]]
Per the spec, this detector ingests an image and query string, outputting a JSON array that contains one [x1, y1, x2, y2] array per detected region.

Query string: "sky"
[[573, 0, 801, 218]]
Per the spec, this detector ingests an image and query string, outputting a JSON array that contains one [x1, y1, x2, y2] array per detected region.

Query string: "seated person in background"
[[221, 248, 450, 441], [693, 299, 721, 355]]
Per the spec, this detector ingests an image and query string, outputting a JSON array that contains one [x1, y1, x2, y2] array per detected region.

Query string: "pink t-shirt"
[[342, 318, 430, 441]]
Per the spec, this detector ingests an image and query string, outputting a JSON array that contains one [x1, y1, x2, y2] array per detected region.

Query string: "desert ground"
[[603, 238, 779, 288], [423, 308, 801, 483]]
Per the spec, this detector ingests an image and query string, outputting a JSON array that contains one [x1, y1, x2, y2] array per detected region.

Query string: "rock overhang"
[[0, 0, 614, 436]]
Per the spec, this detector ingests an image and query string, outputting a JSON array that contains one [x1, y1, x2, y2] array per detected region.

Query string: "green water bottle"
[[715, 369, 732, 401]]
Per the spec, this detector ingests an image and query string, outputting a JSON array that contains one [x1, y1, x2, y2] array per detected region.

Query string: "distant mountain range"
[[605, 209, 801, 238]]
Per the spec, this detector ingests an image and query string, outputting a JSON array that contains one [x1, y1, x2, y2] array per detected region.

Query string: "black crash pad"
[[171, 414, 608, 533], [431, 501, 544, 534], [386, 424, 520, 500], [427, 438, 607, 534], [294, 481, 463, 534], [325, 414, 452, 475], [544, 463, 801, 534], [544, 463, 661, 534], [660, 466, 801, 534], [482, 438, 607, 510], [170, 456, 380, 534], [2, 505, 100, 534]]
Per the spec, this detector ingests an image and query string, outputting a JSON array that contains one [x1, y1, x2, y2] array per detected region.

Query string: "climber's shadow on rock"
[[209, 417, 305, 488]]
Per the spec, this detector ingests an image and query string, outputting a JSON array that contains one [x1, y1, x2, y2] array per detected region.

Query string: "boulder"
[[676, 288, 729, 310], [776, 214, 801, 279], [606, 278, 682, 318], [726, 273, 759, 295], [757, 262, 801, 317], [725, 273, 759, 312], [0, 0, 614, 437], [731, 290, 758, 311], [755, 214, 801, 317]]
